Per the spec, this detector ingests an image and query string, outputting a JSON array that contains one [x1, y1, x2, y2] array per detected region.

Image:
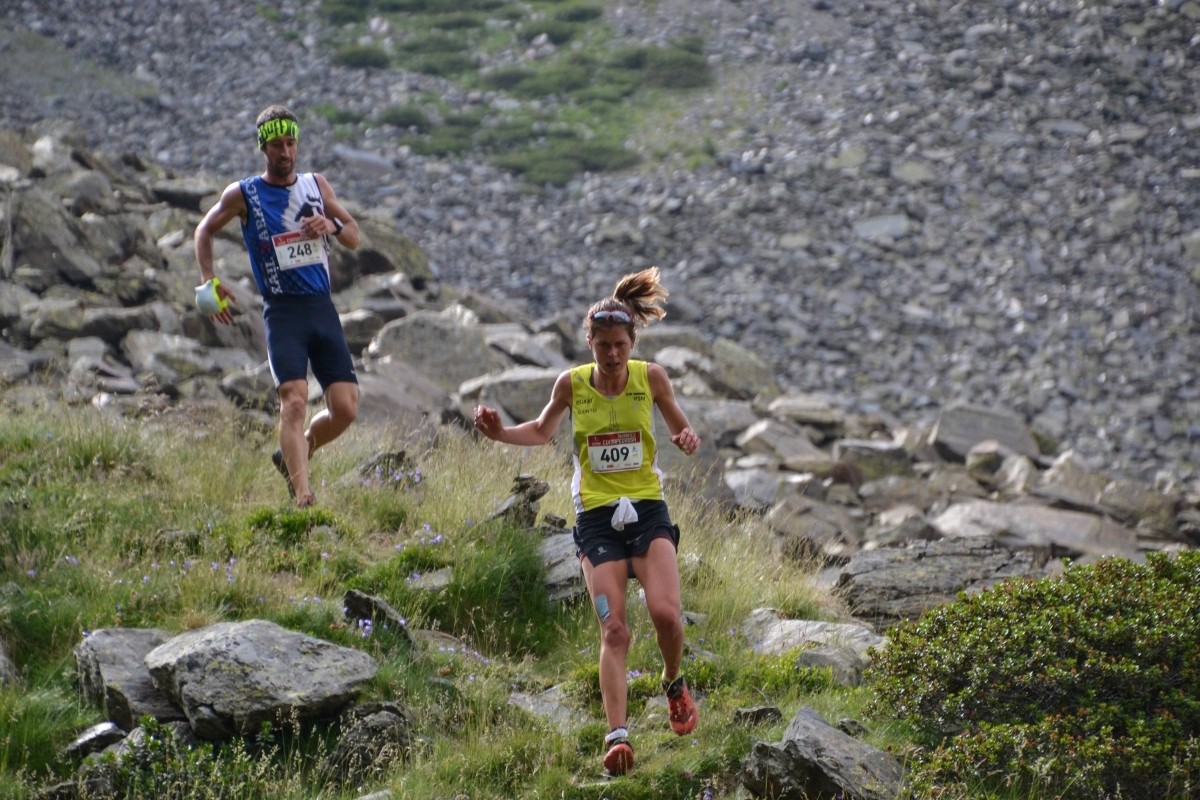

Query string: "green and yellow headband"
[[257, 118, 299, 149]]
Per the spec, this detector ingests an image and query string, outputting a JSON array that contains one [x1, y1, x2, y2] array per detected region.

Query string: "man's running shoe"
[[665, 675, 697, 735], [272, 449, 295, 499], [603, 728, 633, 776]]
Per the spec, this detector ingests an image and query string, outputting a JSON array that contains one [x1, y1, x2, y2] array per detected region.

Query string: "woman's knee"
[[648, 602, 683, 638], [601, 620, 630, 652]]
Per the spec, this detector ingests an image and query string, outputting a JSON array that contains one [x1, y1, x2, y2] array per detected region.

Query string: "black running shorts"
[[263, 294, 358, 390], [573, 499, 680, 567]]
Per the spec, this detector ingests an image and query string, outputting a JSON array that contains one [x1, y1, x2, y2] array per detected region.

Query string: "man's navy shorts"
[[573, 499, 680, 567], [263, 294, 357, 390]]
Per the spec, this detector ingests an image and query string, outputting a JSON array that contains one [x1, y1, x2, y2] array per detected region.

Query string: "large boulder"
[[634, 324, 711, 361], [328, 217, 430, 292], [1034, 451, 1179, 535], [930, 402, 1040, 461], [356, 357, 457, 430], [836, 537, 1049, 622], [709, 337, 779, 400], [739, 706, 904, 800], [151, 176, 221, 211], [122, 331, 254, 385], [7, 187, 104, 287], [830, 439, 912, 481], [319, 702, 413, 787], [484, 327, 568, 369], [29, 300, 159, 345], [144, 619, 377, 740], [75, 628, 186, 730], [768, 393, 846, 429], [766, 494, 861, 563], [542, 532, 585, 601], [932, 500, 1139, 558], [367, 310, 507, 393], [740, 608, 886, 665], [737, 418, 829, 466], [459, 366, 560, 423]]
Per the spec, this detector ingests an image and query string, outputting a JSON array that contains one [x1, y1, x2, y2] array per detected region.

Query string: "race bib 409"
[[587, 431, 643, 473]]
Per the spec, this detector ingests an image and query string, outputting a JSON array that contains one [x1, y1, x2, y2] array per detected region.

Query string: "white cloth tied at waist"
[[611, 497, 639, 531]]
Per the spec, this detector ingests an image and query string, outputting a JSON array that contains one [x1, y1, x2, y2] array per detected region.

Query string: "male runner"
[[194, 105, 361, 506]]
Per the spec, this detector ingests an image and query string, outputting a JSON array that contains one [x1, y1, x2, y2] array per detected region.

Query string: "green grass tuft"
[[554, 4, 603, 22], [332, 44, 391, 69], [376, 105, 432, 132], [517, 19, 580, 45], [313, 104, 365, 125]]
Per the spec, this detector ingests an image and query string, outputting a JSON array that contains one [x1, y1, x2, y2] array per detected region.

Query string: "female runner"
[[473, 267, 700, 775]]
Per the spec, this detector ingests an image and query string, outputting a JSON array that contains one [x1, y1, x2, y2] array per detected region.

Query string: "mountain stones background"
[[6, 0, 1200, 485]]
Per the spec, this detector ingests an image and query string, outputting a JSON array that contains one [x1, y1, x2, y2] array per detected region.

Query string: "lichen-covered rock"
[[319, 702, 413, 787], [739, 706, 904, 800], [74, 628, 185, 730], [144, 620, 377, 740]]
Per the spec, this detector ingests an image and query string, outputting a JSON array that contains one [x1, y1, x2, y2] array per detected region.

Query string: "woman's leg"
[[629, 537, 684, 682], [581, 556, 632, 730]]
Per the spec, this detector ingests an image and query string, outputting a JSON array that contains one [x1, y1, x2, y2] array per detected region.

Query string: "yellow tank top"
[[571, 360, 664, 513]]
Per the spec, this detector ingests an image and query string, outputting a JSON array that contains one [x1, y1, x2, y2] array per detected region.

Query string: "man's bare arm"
[[313, 173, 360, 250], [195, 182, 247, 282]]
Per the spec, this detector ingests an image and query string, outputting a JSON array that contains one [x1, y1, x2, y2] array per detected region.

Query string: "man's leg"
[[629, 537, 684, 683], [278, 379, 313, 503], [305, 381, 359, 455], [581, 556, 632, 730]]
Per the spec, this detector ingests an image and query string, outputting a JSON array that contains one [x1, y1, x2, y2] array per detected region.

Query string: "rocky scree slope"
[[4, 0, 1200, 483]]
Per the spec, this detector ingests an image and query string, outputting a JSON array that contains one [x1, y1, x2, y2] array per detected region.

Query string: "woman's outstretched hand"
[[473, 405, 505, 441], [670, 427, 700, 456]]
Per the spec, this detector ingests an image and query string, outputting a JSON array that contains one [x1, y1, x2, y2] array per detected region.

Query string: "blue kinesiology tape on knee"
[[595, 593, 611, 622]]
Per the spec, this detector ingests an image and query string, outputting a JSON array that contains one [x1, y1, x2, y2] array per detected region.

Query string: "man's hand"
[[473, 406, 505, 442], [670, 427, 700, 456], [300, 213, 337, 239], [210, 281, 238, 325]]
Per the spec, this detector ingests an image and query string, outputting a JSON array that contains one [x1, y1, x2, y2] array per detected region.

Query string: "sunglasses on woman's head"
[[591, 310, 632, 323]]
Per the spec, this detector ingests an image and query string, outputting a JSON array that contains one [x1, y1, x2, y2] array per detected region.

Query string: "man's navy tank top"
[[238, 173, 332, 298]]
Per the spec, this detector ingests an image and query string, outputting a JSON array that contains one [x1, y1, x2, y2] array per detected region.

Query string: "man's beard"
[[267, 157, 293, 179]]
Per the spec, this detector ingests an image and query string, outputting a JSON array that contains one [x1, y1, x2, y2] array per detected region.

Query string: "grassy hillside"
[[0, 402, 910, 799]]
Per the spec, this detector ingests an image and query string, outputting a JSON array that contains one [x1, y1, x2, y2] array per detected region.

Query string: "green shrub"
[[517, 20, 580, 45], [509, 63, 590, 98], [321, 0, 370, 24], [434, 11, 485, 28], [554, 4, 602, 22], [610, 45, 711, 89], [246, 507, 338, 547], [416, 53, 477, 75], [482, 65, 534, 89], [314, 104, 365, 124], [870, 553, 1200, 798], [400, 33, 466, 53], [734, 648, 834, 696], [376, 105, 431, 132], [497, 139, 639, 185], [333, 44, 391, 69]]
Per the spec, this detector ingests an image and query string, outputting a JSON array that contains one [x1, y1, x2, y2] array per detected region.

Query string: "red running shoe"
[[665, 676, 697, 735], [603, 732, 634, 776]]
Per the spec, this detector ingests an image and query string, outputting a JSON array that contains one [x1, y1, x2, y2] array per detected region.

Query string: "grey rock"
[[329, 218, 430, 292], [853, 214, 913, 242], [64, 722, 125, 759], [65, 171, 116, 216], [340, 308, 385, 354], [634, 324, 712, 361], [830, 439, 911, 481], [151, 176, 220, 211], [8, 187, 104, 285], [485, 328, 568, 369], [31, 302, 159, 345], [837, 536, 1049, 621], [766, 493, 860, 563], [857, 476, 934, 512], [219, 361, 276, 410], [738, 418, 828, 465], [995, 453, 1037, 494], [795, 645, 865, 688], [320, 703, 412, 786], [740, 608, 886, 665], [368, 310, 507, 393], [122, 330, 240, 385], [459, 365, 560, 423], [542, 532, 585, 601], [710, 337, 779, 400], [739, 706, 904, 800], [768, 394, 845, 428], [508, 683, 586, 730], [933, 500, 1139, 559], [356, 357, 456, 430], [144, 619, 377, 740], [1034, 451, 1179, 534], [725, 467, 780, 510], [864, 504, 938, 547], [342, 589, 418, 651], [355, 793, 394, 800], [75, 628, 185, 730], [932, 402, 1040, 462], [653, 345, 714, 378], [0, 638, 16, 685]]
